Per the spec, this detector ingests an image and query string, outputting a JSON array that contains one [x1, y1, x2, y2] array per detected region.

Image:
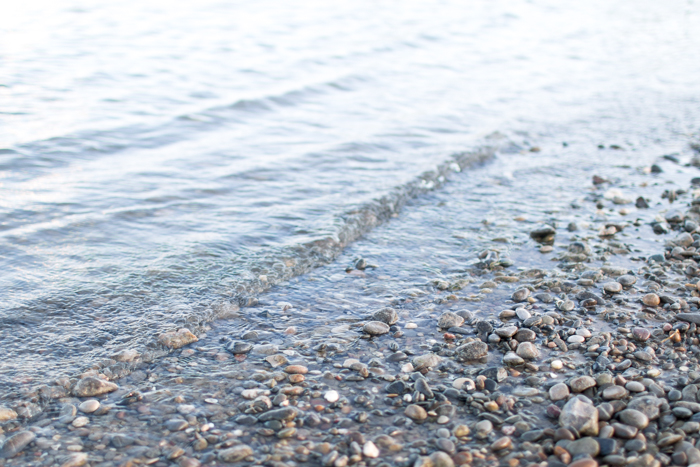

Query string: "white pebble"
[[405, 323, 417, 329], [363, 441, 379, 458], [71, 416, 89, 428], [78, 400, 100, 414], [550, 360, 563, 370], [324, 390, 339, 403]]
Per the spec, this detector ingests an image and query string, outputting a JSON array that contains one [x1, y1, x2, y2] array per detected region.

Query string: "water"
[[1, 0, 699, 400]]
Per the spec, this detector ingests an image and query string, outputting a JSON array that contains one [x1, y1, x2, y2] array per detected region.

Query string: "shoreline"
[[2, 138, 700, 467]]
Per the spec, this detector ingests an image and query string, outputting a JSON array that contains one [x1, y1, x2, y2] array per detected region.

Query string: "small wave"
[[1, 75, 368, 177]]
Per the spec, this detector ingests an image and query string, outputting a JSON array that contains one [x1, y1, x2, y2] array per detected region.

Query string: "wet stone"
[[603, 385, 627, 400], [618, 275, 637, 287], [625, 381, 645, 392], [632, 328, 650, 342], [412, 353, 441, 370], [373, 307, 399, 325], [78, 400, 100, 414], [618, 409, 649, 429], [611, 423, 637, 439], [559, 395, 599, 436], [218, 445, 253, 463], [512, 288, 530, 302], [111, 434, 135, 448], [227, 341, 253, 354], [603, 282, 623, 294], [455, 341, 488, 361], [405, 404, 427, 421], [549, 383, 570, 401], [0, 431, 36, 458], [569, 376, 596, 393], [438, 311, 464, 329], [515, 328, 536, 342], [676, 313, 700, 325], [0, 407, 17, 421], [516, 342, 539, 359], [568, 437, 600, 457], [73, 377, 118, 397], [642, 294, 660, 307], [363, 321, 390, 335], [158, 328, 198, 349], [495, 326, 518, 338]]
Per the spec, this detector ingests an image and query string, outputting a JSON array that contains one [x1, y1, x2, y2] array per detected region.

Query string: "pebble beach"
[[4, 137, 700, 467]]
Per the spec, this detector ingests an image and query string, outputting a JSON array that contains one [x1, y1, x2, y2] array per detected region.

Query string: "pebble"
[[632, 327, 651, 342], [405, 404, 427, 421], [495, 326, 518, 338], [78, 400, 100, 413], [73, 377, 118, 397], [372, 307, 399, 325], [218, 445, 253, 462], [559, 396, 599, 436], [158, 328, 198, 349], [603, 282, 623, 293], [363, 321, 390, 335], [603, 385, 628, 400], [71, 416, 89, 427], [0, 406, 18, 421], [512, 288, 530, 302], [549, 383, 569, 401], [568, 437, 600, 457], [625, 381, 645, 392], [569, 376, 596, 392], [618, 409, 649, 429], [516, 342, 539, 359], [490, 436, 512, 451], [285, 364, 309, 374], [0, 431, 36, 458], [642, 293, 660, 306], [455, 341, 488, 361], [362, 441, 379, 458], [324, 390, 339, 403], [60, 452, 88, 467], [438, 311, 464, 329]]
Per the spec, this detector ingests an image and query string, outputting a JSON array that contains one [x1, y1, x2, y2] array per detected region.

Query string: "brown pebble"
[[642, 293, 660, 306], [284, 365, 309, 374], [288, 374, 305, 383], [569, 459, 598, 467], [490, 436, 512, 450]]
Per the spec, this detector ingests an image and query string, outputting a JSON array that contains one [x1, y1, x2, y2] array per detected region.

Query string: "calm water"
[[1, 0, 699, 398]]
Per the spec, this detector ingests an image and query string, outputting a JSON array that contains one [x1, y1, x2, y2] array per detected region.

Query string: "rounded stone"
[[618, 409, 649, 429], [632, 328, 651, 342], [363, 321, 390, 336], [495, 326, 518, 338], [549, 383, 570, 401], [625, 381, 645, 392], [602, 385, 628, 400], [516, 342, 539, 360], [490, 436, 512, 451], [78, 400, 100, 414], [455, 341, 488, 361], [405, 404, 427, 421], [642, 294, 660, 306], [71, 416, 89, 428], [568, 437, 600, 457], [372, 308, 399, 325], [603, 282, 623, 294], [512, 288, 530, 302], [569, 376, 596, 393], [438, 311, 464, 329]]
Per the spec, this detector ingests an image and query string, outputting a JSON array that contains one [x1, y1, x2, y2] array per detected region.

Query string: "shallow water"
[[1, 0, 700, 399]]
